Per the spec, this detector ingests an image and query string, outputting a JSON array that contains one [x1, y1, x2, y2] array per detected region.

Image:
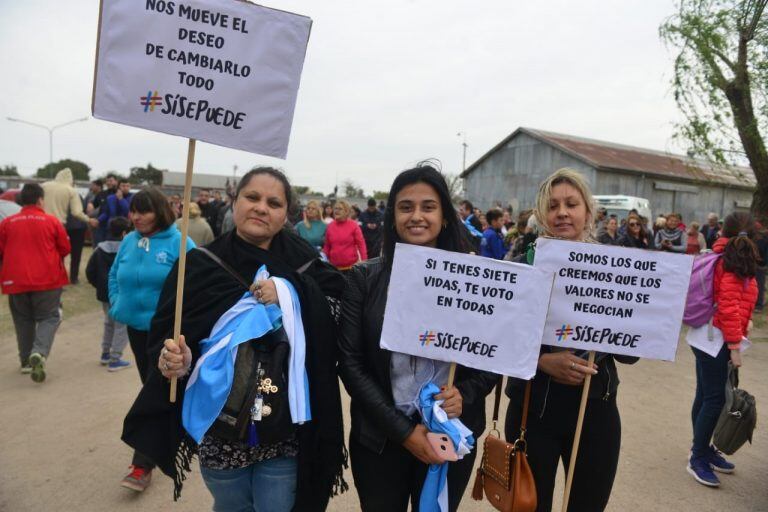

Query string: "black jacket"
[[85, 240, 121, 303], [121, 230, 348, 508], [338, 257, 499, 454]]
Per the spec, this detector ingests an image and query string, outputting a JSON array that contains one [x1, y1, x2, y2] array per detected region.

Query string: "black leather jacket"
[[338, 257, 499, 454]]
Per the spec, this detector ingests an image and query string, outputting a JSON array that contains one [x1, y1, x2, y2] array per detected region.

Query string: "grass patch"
[[0, 247, 101, 337]]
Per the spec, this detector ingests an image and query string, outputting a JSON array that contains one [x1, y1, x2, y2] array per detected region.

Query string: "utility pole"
[[457, 132, 468, 173]]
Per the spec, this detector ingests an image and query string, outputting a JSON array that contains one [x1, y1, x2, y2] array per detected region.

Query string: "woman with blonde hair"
[[295, 200, 327, 251], [176, 202, 214, 246], [504, 168, 637, 511], [323, 200, 367, 270]]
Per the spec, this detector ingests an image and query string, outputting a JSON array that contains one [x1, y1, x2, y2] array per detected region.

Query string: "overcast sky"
[[0, 0, 685, 195]]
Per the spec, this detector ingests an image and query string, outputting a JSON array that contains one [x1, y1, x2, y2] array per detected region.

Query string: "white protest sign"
[[535, 238, 694, 361], [92, 0, 311, 158], [380, 243, 554, 379]]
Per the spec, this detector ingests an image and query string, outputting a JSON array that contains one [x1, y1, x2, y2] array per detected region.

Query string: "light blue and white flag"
[[183, 265, 310, 443], [418, 382, 475, 512]]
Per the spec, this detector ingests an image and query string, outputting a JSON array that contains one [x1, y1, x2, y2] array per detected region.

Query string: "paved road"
[[1, 307, 766, 511]]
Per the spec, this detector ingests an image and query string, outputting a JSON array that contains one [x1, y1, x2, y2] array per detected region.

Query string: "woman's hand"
[[730, 349, 743, 368], [251, 279, 279, 305], [435, 386, 463, 418], [538, 351, 597, 386], [159, 335, 192, 379], [402, 424, 443, 465]]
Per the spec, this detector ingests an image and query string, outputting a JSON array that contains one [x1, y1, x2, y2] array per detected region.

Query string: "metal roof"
[[461, 127, 755, 189]]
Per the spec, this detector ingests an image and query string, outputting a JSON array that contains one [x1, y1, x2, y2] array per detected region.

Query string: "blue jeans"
[[690, 344, 730, 458], [200, 456, 297, 512]]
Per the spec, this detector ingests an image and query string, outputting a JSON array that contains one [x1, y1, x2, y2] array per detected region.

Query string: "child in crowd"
[[86, 216, 132, 371], [480, 208, 507, 260]]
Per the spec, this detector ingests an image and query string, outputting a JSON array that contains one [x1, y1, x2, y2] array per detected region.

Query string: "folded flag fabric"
[[418, 382, 475, 512], [183, 265, 310, 443]]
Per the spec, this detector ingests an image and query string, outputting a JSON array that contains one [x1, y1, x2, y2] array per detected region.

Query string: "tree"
[[372, 190, 389, 201], [443, 172, 464, 204], [342, 179, 365, 198], [0, 165, 19, 176], [36, 159, 90, 181], [129, 163, 164, 185], [660, 0, 768, 218]]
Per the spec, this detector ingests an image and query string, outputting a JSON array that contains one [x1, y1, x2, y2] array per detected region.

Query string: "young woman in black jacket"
[[338, 164, 498, 511], [505, 168, 638, 512]]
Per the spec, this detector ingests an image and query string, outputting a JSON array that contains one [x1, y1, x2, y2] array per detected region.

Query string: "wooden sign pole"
[[446, 362, 457, 388], [561, 350, 595, 512], [169, 138, 196, 403]]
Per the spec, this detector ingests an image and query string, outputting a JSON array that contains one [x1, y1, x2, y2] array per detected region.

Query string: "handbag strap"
[[197, 247, 250, 289], [490, 378, 532, 440], [197, 247, 315, 288]]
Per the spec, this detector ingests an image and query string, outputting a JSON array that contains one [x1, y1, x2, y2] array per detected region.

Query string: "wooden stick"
[[561, 350, 595, 512], [169, 138, 196, 403], [446, 362, 457, 388]]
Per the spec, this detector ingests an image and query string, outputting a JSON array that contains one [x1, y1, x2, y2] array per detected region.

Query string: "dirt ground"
[[1, 292, 766, 511]]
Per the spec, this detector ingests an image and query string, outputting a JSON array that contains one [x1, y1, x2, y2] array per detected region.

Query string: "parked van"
[[594, 195, 652, 225]]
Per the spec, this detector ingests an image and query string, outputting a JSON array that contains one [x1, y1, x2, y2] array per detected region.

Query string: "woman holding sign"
[[122, 168, 347, 511], [504, 168, 638, 512], [338, 164, 498, 512]]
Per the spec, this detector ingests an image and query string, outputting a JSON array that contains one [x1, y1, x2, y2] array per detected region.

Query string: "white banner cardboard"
[[92, 0, 311, 158], [535, 238, 694, 361], [379, 243, 554, 379]]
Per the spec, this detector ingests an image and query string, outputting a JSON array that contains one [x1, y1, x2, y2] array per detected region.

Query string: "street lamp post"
[[6, 116, 89, 165]]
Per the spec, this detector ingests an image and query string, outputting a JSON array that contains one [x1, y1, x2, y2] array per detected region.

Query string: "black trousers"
[[505, 380, 620, 512], [349, 435, 476, 512], [67, 228, 86, 283], [126, 327, 156, 469]]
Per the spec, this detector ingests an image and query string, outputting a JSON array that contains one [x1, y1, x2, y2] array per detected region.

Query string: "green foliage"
[[129, 163, 164, 185], [372, 190, 389, 201], [36, 159, 90, 180], [0, 165, 19, 176], [661, 0, 768, 217], [292, 185, 321, 196], [660, 0, 767, 166], [342, 179, 365, 198]]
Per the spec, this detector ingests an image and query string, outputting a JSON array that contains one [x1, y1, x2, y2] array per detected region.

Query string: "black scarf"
[[121, 229, 348, 510]]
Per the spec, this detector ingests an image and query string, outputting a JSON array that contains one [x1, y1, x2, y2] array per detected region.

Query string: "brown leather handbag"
[[472, 379, 536, 512]]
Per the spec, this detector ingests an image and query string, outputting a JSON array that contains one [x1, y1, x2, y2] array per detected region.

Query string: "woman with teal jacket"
[[295, 200, 327, 251], [108, 187, 196, 492]]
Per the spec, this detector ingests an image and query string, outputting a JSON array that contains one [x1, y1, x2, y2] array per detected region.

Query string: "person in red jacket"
[[0, 183, 71, 382], [323, 200, 367, 270], [688, 212, 758, 487]]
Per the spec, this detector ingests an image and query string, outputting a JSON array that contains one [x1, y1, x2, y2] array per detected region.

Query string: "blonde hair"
[[534, 168, 595, 240], [303, 200, 320, 228], [334, 200, 351, 218], [188, 201, 202, 218]]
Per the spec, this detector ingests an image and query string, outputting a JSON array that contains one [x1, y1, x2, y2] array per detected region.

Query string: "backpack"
[[683, 253, 721, 327], [714, 365, 757, 455]]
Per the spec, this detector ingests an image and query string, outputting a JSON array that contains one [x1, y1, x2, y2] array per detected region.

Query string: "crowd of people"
[[0, 163, 763, 511]]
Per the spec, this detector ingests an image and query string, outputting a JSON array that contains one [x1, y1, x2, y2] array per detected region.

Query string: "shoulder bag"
[[472, 378, 536, 512]]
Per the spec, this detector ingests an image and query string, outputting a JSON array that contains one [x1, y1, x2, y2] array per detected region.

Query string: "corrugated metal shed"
[[462, 127, 755, 189]]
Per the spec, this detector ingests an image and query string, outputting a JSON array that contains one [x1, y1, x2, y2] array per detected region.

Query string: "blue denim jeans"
[[200, 456, 297, 512], [690, 344, 730, 458]]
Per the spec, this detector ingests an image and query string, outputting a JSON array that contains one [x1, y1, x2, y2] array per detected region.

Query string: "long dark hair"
[[382, 164, 471, 266], [721, 212, 758, 279]]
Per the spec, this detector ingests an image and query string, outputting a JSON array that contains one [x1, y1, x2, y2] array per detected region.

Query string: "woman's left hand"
[[251, 279, 279, 305], [435, 386, 463, 418]]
